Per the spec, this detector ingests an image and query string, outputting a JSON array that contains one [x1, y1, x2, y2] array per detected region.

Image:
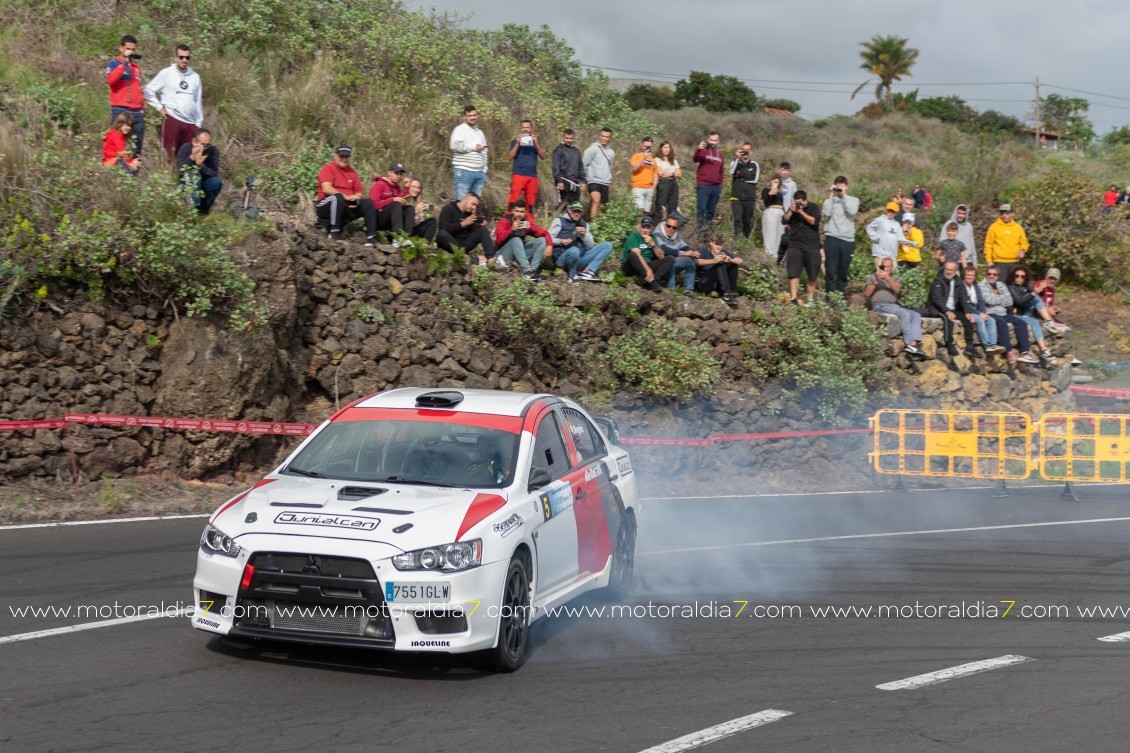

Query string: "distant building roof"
[[763, 107, 799, 117], [1018, 126, 1061, 139]]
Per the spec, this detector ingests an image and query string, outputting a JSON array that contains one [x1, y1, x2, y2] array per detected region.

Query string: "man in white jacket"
[[144, 45, 203, 159], [450, 105, 488, 200], [866, 201, 918, 268]]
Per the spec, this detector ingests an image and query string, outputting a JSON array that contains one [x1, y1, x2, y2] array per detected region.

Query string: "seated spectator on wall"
[[175, 128, 222, 215], [621, 216, 674, 292], [437, 192, 496, 264], [1033, 267, 1067, 327], [103, 113, 142, 174], [960, 265, 1002, 357], [695, 234, 742, 308], [370, 162, 415, 240], [979, 265, 1040, 364], [316, 145, 377, 246], [1006, 265, 1063, 333], [865, 258, 927, 360], [405, 178, 438, 243], [548, 201, 614, 282], [495, 200, 551, 280], [653, 215, 698, 298], [924, 261, 975, 357]]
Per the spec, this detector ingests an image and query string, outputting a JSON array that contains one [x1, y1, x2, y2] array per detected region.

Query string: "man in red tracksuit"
[[693, 131, 724, 230], [105, 34, 146, 156]]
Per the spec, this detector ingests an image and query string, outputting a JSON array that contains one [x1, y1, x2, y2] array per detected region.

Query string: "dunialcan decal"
[[273, 511, 380, 531], [493, 513, 523, 537]]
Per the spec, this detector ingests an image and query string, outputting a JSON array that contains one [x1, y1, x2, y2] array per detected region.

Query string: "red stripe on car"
[[334, 407, 522, 433], [213, 478, 276, 520], [455, 493, 507, 541]]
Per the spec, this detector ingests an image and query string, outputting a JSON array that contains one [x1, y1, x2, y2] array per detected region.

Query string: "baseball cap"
[[336, 145, 352, 156], [568, 201, 584, 211], [640, 216, 655, 227], [885, 201, 900, 212], [902, 213, 916, 225], [999, 203, 1013, 212], [388, 162, 406, 173], [1045, 267, 1061, 281]]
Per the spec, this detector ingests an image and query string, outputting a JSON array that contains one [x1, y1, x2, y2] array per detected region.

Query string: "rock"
[[963, 374, 990, 402], [915, 361, 962, 396], [389, 278, 404, 296], [987, 373, 1014, 401], [399, 364, 437, 387]]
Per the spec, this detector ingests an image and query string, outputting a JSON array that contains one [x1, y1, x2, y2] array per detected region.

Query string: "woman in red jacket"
[[103, 113, 141, 174]]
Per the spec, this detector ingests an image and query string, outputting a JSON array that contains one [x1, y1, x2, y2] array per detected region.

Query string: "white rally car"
[[191, 388, 639, 671]]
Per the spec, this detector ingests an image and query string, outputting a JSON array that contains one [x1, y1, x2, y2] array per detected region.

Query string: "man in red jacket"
[[495, 200, 551, 280], [369, 162, 414, 241], [105, 35, 146, 156], [693, 131, 724, 230]]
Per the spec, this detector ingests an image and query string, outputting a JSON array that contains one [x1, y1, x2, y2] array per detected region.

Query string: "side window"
[[559, 408, 607, 465], [532, 415, 570, 480]]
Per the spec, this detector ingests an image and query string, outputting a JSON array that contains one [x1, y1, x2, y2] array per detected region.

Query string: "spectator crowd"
[[99, 35, 1072, 358]]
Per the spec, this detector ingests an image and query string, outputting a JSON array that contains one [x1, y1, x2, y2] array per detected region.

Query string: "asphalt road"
[[3, 483, 1130, 753]]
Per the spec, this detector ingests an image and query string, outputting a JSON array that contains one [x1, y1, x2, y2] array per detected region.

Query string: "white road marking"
[[1097, 631, 1130, 642], [0, 607, 192, 646], [641, 481, 1130, 502], [636, 710, 793, 753], [0, 514, 208, 531], [639, 516, 1130, 557], [877, 655, 1034, 691]]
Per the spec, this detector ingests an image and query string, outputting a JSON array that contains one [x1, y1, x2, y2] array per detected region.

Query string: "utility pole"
[[1034, 77, 1042, 148]]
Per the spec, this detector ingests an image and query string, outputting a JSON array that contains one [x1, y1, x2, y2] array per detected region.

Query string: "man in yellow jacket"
[[984, 203, 1029, 281]]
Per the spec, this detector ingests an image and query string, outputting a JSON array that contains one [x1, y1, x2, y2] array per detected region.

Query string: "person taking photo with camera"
[[105, 35, 146, 156], [175, 128, 221, 214], [507, 119, 546, 212]]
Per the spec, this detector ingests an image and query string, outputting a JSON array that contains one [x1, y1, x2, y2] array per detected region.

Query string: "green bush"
[[1011, 165, 1130, 288], [587, 193, 645, 257], [745, 303, 887, 423], [736, 261, 780, 301], [461, 273, 594, 365], [602, 319, 720, 400]]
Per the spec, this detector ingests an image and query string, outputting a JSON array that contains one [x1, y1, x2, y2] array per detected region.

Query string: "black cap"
[[640, 216, 655, 227], [388, 162, 406, 173], [336, 145, 352, 156]]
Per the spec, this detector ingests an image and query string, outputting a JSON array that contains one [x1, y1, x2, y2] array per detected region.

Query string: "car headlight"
[[200, 524, 241, 558], [392, 540, 482, 572]]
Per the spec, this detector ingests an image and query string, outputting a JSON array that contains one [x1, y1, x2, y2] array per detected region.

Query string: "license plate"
[[385, 582, 451, 603]]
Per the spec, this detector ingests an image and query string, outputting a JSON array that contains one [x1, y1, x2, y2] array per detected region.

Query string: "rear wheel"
[[473, 557, 530, 672], [607, 513, 637, 600]]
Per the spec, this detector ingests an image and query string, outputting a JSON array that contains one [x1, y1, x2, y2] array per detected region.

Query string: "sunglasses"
[[987, 272, 999, 276], [1014, 274, 1026, 279], [665, 223, 678, 229], [177, 55, 191, 60]]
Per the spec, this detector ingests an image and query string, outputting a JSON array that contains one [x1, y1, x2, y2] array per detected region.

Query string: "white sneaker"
[[476, 255, 488, 267], [495, 256, 508, 269]]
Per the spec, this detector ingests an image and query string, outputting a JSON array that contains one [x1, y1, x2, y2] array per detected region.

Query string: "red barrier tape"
[[62, 413, 318, 436], [0, 420, 69, 431], [1071, 385, 1130, 399]]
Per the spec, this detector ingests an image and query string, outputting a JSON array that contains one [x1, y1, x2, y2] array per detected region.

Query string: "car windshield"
[[283, 419, 520, 489]]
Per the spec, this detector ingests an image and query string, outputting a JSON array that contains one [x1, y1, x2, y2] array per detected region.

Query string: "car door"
[[529, 411, 579, 595], [556, 406, 621, 578]]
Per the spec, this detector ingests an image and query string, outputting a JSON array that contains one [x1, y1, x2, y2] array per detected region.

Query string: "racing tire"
[[473, 556, 531, 672], [606, 513, 636, 600]]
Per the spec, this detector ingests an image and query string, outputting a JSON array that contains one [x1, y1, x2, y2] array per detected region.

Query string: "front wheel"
[[606, 513, 637, 600], [473, 557, 531, 672]]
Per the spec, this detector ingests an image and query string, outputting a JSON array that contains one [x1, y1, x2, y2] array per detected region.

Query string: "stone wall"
[[0, 227, 1075, 483]]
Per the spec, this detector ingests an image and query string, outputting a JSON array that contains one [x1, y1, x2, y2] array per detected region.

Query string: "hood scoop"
[[338, 486, 389, 501]]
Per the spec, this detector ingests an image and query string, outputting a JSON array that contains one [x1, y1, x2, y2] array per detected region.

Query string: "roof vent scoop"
[[416, 391, 465, 408]]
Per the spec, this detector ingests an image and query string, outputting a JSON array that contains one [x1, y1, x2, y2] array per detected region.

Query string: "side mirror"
[[593, 416, 621, 444], [527, 467, 552, 492]]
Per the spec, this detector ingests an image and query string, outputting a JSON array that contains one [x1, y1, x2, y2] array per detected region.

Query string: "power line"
[[1044, 83, 1130, 104], [583, 62, 1030, 88]]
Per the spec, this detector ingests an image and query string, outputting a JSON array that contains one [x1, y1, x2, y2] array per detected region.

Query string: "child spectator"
[[102, 113, 142, 174], [695, 234, 742, 308], [897, 213, 923, 270], [935, 222, 967, 268], [866, 201, 915, 269]]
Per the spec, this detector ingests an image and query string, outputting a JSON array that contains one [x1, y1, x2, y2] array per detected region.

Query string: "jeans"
[[498, 236, 547, 272], [196, 176, 223, 215], [823, 236, 854, 295], [666, 256, 697, 291], [873, 302, 923, 344], [696, 184, 721, 227], [453, 168, 486, 200], [554, 242, 613, 278], [110, 107, 144, 156], [1016, 314, 1045, 342], [970, 315, 997, 347], [990, 314, 1031, 354]]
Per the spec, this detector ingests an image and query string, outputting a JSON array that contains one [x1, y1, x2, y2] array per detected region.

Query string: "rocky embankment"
[[0, 227, 1075, 485]]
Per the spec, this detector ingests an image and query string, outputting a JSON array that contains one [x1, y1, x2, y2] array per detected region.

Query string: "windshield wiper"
[[375, 476, 458, 488], [286, 466, 327, 478]]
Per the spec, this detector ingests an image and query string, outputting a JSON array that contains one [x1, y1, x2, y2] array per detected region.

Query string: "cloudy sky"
[[407, 0, 1130, 132]]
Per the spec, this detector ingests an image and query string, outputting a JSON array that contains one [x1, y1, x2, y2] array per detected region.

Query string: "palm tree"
[[852, 35, 919, 108]]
